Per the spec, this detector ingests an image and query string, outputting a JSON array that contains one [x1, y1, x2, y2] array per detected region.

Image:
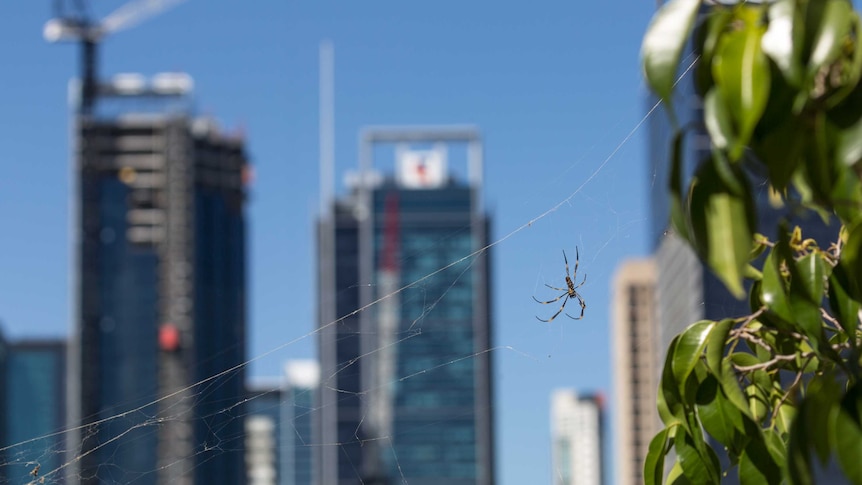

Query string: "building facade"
[[245, 381, 282, 485], [550, 390, 604, 485], [281, 360, 318, 485], [611, 259, 660, 485], [69, 73, 248, 485], [4, 338, 67, 484], [317, 127, 494, 485], [0, 327, 6, 483]]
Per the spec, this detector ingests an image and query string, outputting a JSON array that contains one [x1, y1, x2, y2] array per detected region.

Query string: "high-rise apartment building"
[[3, 338, 66, 484], [611, 259, 660, 485], [317, 127, 494, 485], [69, 73, 248, 485], [550, 389, 604, 485]]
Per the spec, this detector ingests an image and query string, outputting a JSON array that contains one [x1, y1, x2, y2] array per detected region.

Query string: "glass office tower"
[[70, 73, 248, 485], [317, 127, 494, 485], [4, 339, 66, 484]]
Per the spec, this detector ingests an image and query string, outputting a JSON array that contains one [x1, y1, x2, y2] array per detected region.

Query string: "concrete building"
[[550, 390, 604, 485], [611, 259, 660, 485]]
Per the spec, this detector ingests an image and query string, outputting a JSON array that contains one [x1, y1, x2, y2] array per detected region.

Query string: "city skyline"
[[0, 3, 656, 484]]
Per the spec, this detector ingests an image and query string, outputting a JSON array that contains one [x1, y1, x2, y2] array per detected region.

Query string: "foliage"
[[642, 0, 862, 483]]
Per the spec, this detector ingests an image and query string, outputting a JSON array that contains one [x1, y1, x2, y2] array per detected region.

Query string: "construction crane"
[[43, 0, 188, 115]]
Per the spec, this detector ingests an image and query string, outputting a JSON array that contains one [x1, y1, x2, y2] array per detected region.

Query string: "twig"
[[733, 352, 802, 373], [771, 354, 812, 428]]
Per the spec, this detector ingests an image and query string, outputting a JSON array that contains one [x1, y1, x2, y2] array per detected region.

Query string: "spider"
[[533, 248, 587, 322]]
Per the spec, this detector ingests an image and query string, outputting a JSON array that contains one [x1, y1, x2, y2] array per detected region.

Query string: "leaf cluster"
[[642, 0, 862, 483]]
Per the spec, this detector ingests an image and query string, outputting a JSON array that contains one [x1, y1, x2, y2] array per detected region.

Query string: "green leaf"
[[713, 6, 771, 160], [673, 321, 714, 398], [840, 220, 862, 301], [790, 252, 828, 349], [804, 377, 841, 465], [827, 13, 862, 106], [704, 88, 735, 150], [789, 420, 814, 485], [775, 399, 797, 436], [802, 112, 839, 204], [659, 336, 686, 425], [644, 427, 674, 485], [667, 461, 693, 485], [642, 0, 703, 107], [739, 432, 783, 485], [834, 383, 862, 483], [763, 428, 787, 465], [689, 158, 754, 299], [762, 0, 803, 86], [806, 0, 852, 79], [670, 130, 693, 242], [828, 267, 860, 338], [696, 374, 746, 448], [706, 318, 734, 374], [830, 162, 862, 225], [761, 249, 795, 324], [675, 428, 721, 485], [720, 359, 756, 421], [751, 88, 805, 190], [795, 252, 828, 302], [832, 109, 862, 168], [746, 383, 770, 422], [695, 8, 734, 97]]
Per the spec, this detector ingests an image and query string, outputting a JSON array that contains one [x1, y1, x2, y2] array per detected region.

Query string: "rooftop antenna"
[[44, 0, 189, 115], [319, 40, 335, 216]]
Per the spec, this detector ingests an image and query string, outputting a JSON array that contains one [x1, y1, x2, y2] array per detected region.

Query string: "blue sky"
[[0, 1, 658, 483]]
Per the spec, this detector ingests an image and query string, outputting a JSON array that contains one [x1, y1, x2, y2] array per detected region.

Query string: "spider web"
[[0, 85, 662, 485], [0, 5, 684, 485]]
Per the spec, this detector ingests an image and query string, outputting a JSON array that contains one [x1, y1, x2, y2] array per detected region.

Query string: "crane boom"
[[101, 0, 187, 35]]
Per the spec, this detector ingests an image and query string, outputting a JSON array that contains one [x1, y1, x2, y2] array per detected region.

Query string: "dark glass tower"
[[4, 339, 66, 484], [0, 327, 6, 484], [70, 75, 248, 485], [317, 127, 494, 485]]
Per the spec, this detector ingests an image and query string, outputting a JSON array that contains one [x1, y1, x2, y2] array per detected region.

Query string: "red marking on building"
[[159, 324, 181, 352], [380, 192, 400, 272]]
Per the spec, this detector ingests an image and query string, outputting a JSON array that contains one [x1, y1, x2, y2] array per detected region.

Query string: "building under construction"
[[69, 73, 248, 485]]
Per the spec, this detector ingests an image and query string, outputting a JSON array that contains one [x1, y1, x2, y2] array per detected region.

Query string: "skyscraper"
[[550, 389, 604, 485], [4, 338, 66, 484], [611, 259, 660, 485], [0, 326, 6, 483], [281, 360, 318, 485], [69, 73, 248, 485], [317, 126, 494, 485], [245, 381, 282, 485]]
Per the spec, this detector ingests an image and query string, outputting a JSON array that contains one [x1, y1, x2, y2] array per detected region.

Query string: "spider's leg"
[[537, 295, 568, 322], [573, 246, 580, 277], [565, 293, 587, 320], [533, 292, 566, 305], [573, 273, 587, 289], [562, 250, 570, 278], [544, 283, 568, 292]]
